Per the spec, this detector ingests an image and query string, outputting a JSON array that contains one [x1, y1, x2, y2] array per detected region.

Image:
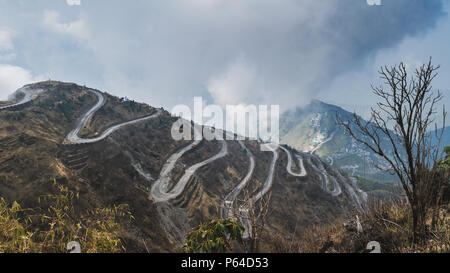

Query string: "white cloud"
[[0, 28, 15, 62], [43, 10, 88, 39], [0, 29, 43, 100], [0, 64, 44, 100], [0, 1, 445, 111], [0, 29, 14, 52], [207, 57, 257, 106]]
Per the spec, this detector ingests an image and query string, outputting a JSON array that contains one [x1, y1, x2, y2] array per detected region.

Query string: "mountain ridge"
[[0, 81, 368, 252], [280, 99, 402, 183]]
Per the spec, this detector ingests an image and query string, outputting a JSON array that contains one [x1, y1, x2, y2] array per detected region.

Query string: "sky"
[[0, 0, 449, 124]]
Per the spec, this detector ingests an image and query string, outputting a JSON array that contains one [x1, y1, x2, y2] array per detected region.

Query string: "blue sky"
[[0, 0, 448, 123]]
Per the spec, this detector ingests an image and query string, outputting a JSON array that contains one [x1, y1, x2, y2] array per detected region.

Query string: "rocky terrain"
[[0, 81, 367, 252]]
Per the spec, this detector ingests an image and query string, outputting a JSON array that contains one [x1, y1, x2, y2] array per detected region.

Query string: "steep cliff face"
[[0, 82, 366, 252]]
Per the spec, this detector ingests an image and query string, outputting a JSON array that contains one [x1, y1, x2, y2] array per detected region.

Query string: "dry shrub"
[[0, 180, 133, 253], [0, 198, 36, 252], [292, 199, 449, 253]]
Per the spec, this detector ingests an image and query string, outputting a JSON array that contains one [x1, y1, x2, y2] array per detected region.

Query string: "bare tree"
[[339, 59, 447, 242], [233, 186, 272, 253]]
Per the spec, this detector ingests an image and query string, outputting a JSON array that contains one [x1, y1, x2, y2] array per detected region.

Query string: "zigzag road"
[[307, 155, 342, 196], [280, 145, 307, 177], [2, 85, 162, 146], [310, 130, 337, 154], [2, 85, 366, 237], [237, 143, 279, 239], [151, 127, 229, 203], [223, 142, 312, 237], [65, 89, 162, 144], [221, 140, 255, 219]]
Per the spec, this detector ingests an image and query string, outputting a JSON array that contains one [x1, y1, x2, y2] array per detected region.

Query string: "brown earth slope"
[[0, 81, 364, 252]]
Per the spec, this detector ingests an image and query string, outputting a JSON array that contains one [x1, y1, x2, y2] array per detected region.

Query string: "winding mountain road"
[[238, 142, 279, 238], [307, 155, 341, 196], [280, 146, 307, 177], [151, 136, 228, 203], [310, 130, 337, 154], [223, 142, 311, 234], [253, 143, 279, 202], [326, 156, 334, 166], [338, 174, 365, 211], [306, 127, 366, 209], [349, 177, 368, 205], [3, 84, 367, 241], [308, 153, 365, 210], [65, 89, 162, 144], [0, 87, 44, 110], [221, 140, 255, 218]]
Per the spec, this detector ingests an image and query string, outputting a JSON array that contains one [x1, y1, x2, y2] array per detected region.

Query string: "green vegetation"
[[356, 176, 399, 199], [36, 89, 87, 122], [439, 146, 450, 203], [0, 198, 33, 252], [0, 180, 132, 253], [440, 146, 450, 169], [56, 101, 76, 121], [181, 219, 244, 253]]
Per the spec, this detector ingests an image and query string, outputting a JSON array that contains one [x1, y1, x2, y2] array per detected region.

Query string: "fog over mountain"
[[0, 0, 447, 113]]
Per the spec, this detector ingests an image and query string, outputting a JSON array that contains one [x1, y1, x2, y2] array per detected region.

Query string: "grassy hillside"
[[0, 81, 362, 252]]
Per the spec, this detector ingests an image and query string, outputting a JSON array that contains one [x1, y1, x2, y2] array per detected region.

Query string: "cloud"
[[43, 10, 88, 39], [198, 0, 445, 108], [207, 56, 258, 106], [0, 28, 14, 52], [0, 27, 44, 100], [320, 1, 450, 126], [0, 0, 446, 112], [0, 28, 16, 62], [85, 0, 445, 109], [0, 64, 44, 100]]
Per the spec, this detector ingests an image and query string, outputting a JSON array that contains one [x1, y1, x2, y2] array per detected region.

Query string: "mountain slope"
[[0, 82, 367, 252], [429, 126, 450, 156], [280, 100, 398, 182]]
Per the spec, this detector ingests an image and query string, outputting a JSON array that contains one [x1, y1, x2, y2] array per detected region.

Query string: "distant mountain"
[[429, 126, 450, 156], [280, 100, 398, 182]]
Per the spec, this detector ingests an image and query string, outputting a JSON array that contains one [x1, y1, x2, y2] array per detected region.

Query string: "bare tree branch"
[[338, 58, 447, 242]]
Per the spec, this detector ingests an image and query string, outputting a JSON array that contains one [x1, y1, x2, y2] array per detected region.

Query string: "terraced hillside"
[[0, 81, 367, 252]]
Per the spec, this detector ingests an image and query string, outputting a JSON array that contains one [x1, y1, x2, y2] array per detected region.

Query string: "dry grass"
[[0, 180, 132, 253], [264, 199, 449, 253]]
